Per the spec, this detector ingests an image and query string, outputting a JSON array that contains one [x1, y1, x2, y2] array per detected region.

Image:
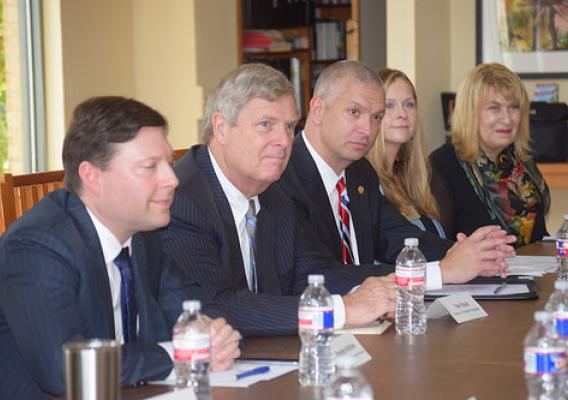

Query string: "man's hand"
[[440, 225, 516, 284], [342, 274, 396, 326], [208, 317, 241, 372]]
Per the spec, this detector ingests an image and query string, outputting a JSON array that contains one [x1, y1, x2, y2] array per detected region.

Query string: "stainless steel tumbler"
[[63, 339, 121, 400]]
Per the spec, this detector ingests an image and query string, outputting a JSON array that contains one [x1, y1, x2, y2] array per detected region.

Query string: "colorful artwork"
[[501, 0, 568, 52]]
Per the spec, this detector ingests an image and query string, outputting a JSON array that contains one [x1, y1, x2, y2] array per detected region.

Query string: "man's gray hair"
[[313, 60, 384, 103], [201, 63, 296, 143]]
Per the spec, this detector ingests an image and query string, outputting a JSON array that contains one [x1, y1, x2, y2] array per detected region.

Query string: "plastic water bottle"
[[557, 215, 568, 280], [395, 238, 427, 335], [324, 356, 373, 400], [524, 311, 567, 399], [172, 300, 211, 396], [545, 280, 568, 342], [298, 274, 335, 386]]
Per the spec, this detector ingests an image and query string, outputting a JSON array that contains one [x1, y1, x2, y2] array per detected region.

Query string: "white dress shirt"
[[85, 208, 133, 344], [302, 132, 443, 290], [209, 149, 260, 290]]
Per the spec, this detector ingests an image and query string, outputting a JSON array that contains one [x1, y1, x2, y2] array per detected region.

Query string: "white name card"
[[427, 293, 488, 323], [331, 333, 371, 367]]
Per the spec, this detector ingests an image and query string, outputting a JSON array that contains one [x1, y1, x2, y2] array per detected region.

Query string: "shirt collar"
[[86, 207, 132, 265], [208, 147, 260, 219], [302, 130, 346, 196]]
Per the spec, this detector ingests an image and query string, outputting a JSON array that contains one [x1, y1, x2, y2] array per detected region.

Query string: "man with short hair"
[[0, 96, 240, 398], [279, 60, 515, 283], [161, 64, 396, 336]]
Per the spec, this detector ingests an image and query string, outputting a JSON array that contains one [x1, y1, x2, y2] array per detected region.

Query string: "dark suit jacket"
[[430, 142, 549, 243], [278, 135, 453, 265], [160, 145, 379, 336], [0, 190, 214, 398]]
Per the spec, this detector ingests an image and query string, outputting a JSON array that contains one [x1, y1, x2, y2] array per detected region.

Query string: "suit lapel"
[[66, 193, 115, 337], [192, 147, 249, 290], [130, 235, 169, 342], [346, 166, 373, 263], [292, 136, 342, 259], [255, 196, 278, 294]]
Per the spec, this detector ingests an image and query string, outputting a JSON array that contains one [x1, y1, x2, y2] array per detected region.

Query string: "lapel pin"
[[358, 185, 365, 195]]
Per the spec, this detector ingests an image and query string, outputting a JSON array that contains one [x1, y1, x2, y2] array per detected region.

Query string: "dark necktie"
[[336, 177, 353, 264], [245, 200, 259, 293], [114, 247, 138, 343]]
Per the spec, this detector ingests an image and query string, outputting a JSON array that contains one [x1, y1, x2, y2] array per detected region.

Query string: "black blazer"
[[0, 190, 212, 398], [430, 142, 548, 243], [278, 135, 453, 265], [160, 145, 378, 336]]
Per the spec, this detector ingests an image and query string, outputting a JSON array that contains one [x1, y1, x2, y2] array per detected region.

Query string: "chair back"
[[0, 170, 65, 233]]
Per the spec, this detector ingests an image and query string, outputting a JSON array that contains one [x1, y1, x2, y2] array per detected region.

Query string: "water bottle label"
[[524, 346, 567, 375], [298, 307, 334, 330], [395, 264, 426, 287], [555, 311, 568, 337], [557, 239, 568, 257], [173, 334, 210, 361]]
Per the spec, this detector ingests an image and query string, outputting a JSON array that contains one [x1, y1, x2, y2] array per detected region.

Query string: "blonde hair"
[[451, 63, 531, 162], [367, 68, 440, 221]]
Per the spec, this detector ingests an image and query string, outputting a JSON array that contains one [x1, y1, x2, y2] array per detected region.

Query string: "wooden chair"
[[173, 148, 188, 162], [0, 170, 65, 233]]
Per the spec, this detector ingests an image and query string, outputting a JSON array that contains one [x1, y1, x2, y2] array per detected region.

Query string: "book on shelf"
[[243, 30, 293, 53], [313, 20, 346, 61]]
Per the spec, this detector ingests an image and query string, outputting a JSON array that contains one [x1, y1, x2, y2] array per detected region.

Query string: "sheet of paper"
[[331, 333, 372, 367], [150, 361, 297, 388], [335, 319, 392, 335], [144, 388, 197, 400], [506, 255, 557, 277], [427, 284, 530, 297]]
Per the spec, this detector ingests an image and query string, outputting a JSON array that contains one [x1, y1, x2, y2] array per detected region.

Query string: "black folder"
[[425, 276, 539, 301]]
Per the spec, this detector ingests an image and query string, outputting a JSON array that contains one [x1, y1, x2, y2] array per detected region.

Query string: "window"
[[1, 0, 45, 173]]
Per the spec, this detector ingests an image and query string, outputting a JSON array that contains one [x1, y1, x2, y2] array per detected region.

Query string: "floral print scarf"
[[458, 145, 550, 246]]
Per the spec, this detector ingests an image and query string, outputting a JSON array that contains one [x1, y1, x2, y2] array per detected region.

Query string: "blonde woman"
[[367, 68, 445, 238], [429, 63, 549, 246]]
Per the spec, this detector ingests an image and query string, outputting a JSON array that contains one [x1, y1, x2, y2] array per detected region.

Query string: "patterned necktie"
[[245, 200, 259, 293], [336, 177, 353, 265], [114, 247, 138, 343]]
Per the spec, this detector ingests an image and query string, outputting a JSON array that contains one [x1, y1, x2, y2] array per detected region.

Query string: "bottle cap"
[[335, 356, 357, 369], [182, 300, 201, 311], [555, 280, 568, 291], [534, 310, 553, 322], [308, 274, 324, 285], [404, 238, 419, 246]]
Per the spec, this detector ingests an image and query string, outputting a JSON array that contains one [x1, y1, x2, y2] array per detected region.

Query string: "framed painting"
[[476, 0, 568, 78]]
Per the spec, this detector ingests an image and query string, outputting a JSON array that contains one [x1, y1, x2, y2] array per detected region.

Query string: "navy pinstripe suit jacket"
[[278, 135, 453, 266], [160, 145, 380, 336], [0, 190, 213, 398]]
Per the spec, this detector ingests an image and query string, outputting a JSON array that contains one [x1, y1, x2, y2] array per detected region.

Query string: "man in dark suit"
[[0, 97, 240, 398], [160, 64, 396, 336], [279, 60, 515, 284]]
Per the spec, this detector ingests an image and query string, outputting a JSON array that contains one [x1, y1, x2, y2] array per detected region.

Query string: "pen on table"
[[494, 283, 507, 295], [236, 366, 270, 381]]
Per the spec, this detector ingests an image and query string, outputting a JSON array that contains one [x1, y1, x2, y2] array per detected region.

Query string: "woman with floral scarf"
[[430, 63, 550, 247]]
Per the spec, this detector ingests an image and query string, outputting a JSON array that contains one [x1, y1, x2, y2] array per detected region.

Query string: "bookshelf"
[[237, 0, 360, 117]]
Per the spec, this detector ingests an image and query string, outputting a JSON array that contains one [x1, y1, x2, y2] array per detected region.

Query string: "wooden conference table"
[[120, 242, 555, 399]]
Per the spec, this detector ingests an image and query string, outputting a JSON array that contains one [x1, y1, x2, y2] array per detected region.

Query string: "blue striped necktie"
[[114, 247, 138, 343], [245, 200, 259, 293]]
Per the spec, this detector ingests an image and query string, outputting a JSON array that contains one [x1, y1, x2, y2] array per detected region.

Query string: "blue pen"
[[236, 365, 270, 381], [494, 283, 507, 295]]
